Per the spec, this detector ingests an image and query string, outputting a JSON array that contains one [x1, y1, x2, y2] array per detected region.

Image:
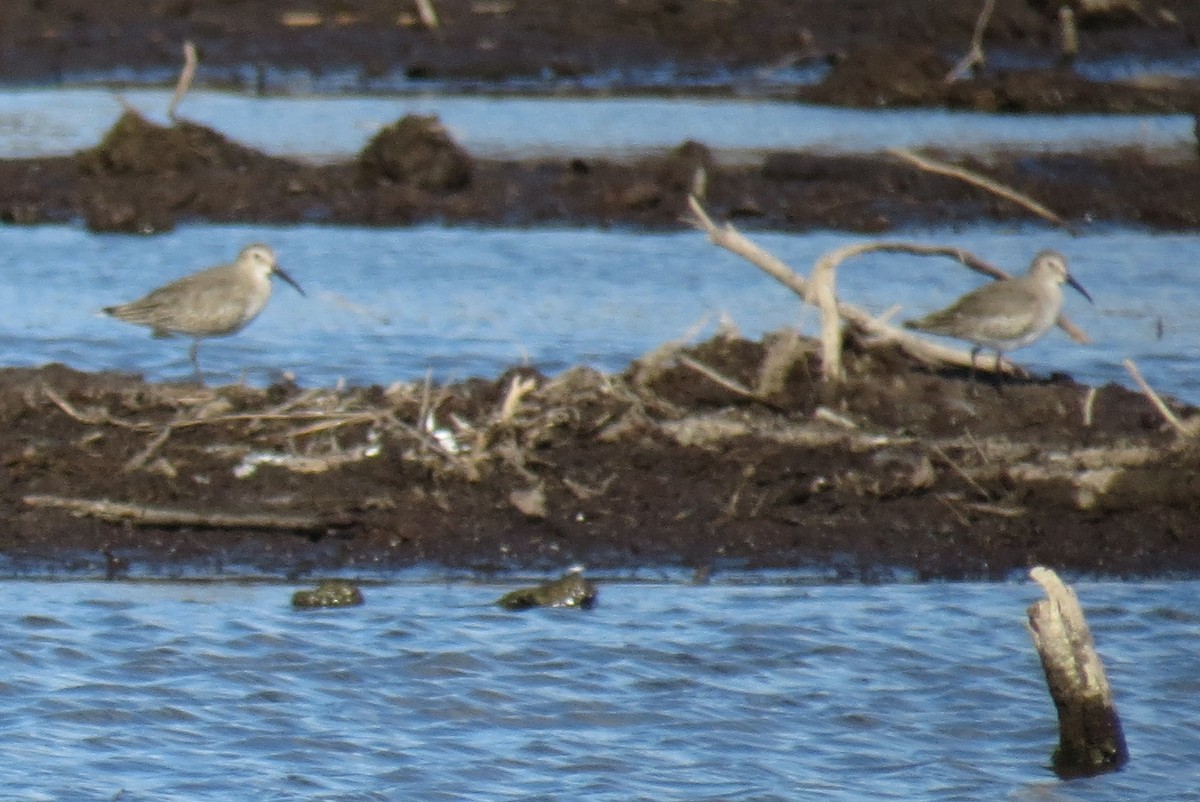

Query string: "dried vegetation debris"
[[5, 325, 1199, 577]]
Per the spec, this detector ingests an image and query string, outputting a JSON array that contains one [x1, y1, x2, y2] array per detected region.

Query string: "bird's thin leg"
[[188, 339, 204, 384], [991, 349, 1006, 391], [967, 346, 980, 385]]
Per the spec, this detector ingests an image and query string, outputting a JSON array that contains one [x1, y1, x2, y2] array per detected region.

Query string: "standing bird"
[[103, 243, 304, 382], [904, 250, 1092, 375]]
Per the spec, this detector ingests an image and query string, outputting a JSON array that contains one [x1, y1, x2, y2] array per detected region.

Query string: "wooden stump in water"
[[1026, 566, 1129, 778]]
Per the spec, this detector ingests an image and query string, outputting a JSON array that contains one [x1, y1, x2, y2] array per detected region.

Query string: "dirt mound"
[[78, 109, 268, 176], [800, 45, 1200, 113], [358, 114, 473, 190], [73, 109, 311, 233]]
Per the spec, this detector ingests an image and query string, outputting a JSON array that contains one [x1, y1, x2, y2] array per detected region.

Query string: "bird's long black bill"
[[274, 266, 306, 296], [1066, 274, 1093, 304]]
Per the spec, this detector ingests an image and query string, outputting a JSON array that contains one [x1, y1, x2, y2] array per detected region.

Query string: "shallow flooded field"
[[2, 577, 1196, 800], [2, 5, 1199, 795], [4, 222, 1194, 401], [0, 88, 1191, 162]]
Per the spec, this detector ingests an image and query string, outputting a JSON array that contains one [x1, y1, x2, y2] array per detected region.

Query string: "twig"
[[283, 413, 380, 439], [497, 375, 538, 423], [23, 494, 345, 531], [1123, 358, 1197, 437], [929, 444, 992, 500], [888, 147, 1077, 236], [168, 40, 198, 122], [42, 385, 143, 430], [678, 355, 758, 399], [945, 0, 996, 83], [124, 426, 174, 472]]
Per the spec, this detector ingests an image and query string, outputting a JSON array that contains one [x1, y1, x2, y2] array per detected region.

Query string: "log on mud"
[[1026, 566, 1129, 778]]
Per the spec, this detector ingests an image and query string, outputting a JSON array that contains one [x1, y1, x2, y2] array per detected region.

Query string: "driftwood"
[[1026, 566, 1129, 778], [23, 494, 345, 532], [687, 196, 1089, 382]]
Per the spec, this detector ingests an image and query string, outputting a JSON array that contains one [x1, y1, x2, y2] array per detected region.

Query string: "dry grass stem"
[[930, 444, 993, 500], [755, 328, 806, 397], [124, 426, 175, 472], [813, 406, 858, 429], [498, 375, 538, 423], [42, 385, 143, 430]]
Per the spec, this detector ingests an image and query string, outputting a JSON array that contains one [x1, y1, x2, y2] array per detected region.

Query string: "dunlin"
[[104, 243, 304, 381], [904, 250, 1092, 374]]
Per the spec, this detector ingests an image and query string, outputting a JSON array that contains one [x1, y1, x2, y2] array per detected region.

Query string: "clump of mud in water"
[[358, 114, 473, 190], [77, 109, 267, 176]]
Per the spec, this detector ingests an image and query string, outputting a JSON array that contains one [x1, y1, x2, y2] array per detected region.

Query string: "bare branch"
[[687, 196, 1019, 381], [1123, 358, 1198, 437], [889, 147, 1076, 235], [687, 196, 1091, 382], [945, 0, 996, 83]]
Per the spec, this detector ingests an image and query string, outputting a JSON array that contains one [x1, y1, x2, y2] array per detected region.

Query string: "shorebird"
[[904, 250, 1092, 375], [103, 243, 304, 382]]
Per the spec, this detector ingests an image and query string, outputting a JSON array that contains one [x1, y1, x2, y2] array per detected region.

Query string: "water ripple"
[[0, 580, 1195, 799]]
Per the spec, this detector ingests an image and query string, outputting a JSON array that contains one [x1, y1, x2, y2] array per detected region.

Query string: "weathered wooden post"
[[1026, 566, 1129, 778]]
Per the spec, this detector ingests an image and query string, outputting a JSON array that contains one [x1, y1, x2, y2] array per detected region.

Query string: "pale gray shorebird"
[[904, 249, 1092, 376], [103, 244, 304, 382]]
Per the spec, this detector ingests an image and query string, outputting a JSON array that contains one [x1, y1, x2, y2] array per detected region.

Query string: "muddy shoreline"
[[2, 1, 1199, 111], [0, 108, 1197, 234], [5, 337, 1199, 582], [1, 2, 1198, 580]]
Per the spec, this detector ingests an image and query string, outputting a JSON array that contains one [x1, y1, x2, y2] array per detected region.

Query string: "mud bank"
[[5, 332, 1198, 580], [3, 108, 1200, 233], [2, 1, 1199, 113]]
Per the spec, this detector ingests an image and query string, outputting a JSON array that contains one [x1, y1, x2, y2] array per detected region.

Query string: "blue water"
[[0, 577, 1196, 800], [0, 88, 1189, 162], [2, 222, 1196, 402], [0, 87, 1196, 800]]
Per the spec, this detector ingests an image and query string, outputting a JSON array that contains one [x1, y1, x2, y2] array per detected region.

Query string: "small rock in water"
[[496, 568, 598, 611], [291, 579, 365, 609]]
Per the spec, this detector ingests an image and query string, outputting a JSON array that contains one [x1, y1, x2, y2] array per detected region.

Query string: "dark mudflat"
[[7, 341, 1198, 581]]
